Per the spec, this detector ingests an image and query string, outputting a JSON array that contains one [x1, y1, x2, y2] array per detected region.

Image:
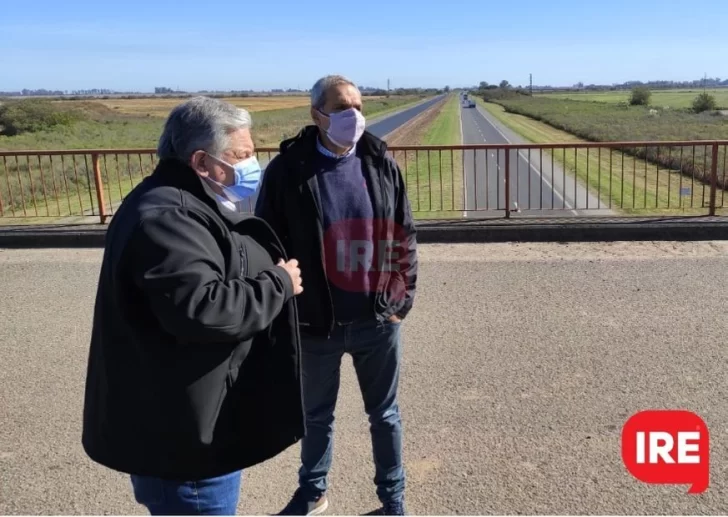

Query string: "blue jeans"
[[299, 318, 405, 503], [130, 471, 242, 515]]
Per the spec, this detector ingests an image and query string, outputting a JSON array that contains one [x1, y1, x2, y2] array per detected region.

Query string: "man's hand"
[[277, 259, 303, 295], [388, 314, 402, 323]]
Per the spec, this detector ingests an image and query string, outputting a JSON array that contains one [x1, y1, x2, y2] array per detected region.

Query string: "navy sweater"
[[314, 147, 375, 323]]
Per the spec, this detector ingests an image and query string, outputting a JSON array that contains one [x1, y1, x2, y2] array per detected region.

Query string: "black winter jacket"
[[82, 158, 305, 480], [255, 127, 418, 337]]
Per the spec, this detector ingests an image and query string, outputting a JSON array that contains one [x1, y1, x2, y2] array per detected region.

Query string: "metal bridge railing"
[[1, 140, 726, 223]]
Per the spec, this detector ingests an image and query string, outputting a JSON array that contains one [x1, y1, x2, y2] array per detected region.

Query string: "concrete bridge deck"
[[1, 242, 727, 514]]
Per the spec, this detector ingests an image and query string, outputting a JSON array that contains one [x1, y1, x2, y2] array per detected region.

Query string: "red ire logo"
[[322, 218, 410, 300], [622, 410, 709, 494]]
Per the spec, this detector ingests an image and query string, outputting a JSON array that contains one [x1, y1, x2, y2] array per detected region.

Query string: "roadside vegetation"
[[478, 88, 728, 193], [0, 95, 430, 223], [538, 88, 728, 110], [476, 97, 727, 214], [0, 95, 426, 151]]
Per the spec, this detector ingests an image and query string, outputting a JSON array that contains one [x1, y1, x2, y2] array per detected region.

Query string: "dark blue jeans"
[[299, 318, 405, 504], [130, 471, 242, 515]]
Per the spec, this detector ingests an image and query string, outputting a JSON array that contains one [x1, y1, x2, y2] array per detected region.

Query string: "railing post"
[[504, 148, 511, 218], [709, 142, 719, 216], [92, 153, 108, 224]]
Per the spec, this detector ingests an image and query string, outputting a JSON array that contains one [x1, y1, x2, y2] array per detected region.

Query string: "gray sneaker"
[[278, 489, 329, 516]]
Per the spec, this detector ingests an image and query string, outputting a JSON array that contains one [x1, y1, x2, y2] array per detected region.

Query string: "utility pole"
[[529, 73, 533, 96]]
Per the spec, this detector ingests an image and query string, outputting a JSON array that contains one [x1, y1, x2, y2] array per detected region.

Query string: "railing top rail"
[[0, 149, 159, 157], [387, 140, 728, 151], [1, 140, 728, 157]]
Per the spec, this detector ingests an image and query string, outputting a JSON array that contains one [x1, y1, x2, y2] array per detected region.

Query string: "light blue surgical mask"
[[205, 153, 262, 202]]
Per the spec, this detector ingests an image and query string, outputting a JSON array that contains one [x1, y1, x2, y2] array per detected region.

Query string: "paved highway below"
[[460, 101, 613, 217], [366, 95, 445, 138]]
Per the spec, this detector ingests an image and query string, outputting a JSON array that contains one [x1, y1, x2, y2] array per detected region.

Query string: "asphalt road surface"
[[1, 242, 727, 515], [366, 95, 445, 138], [460, 102, 613, 217]]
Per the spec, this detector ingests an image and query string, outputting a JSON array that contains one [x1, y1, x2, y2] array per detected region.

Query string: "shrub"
[[692, 93, 717, 113], [0, 100, 82, 136], [629, 87, 651, 106], [480, 88, 530, 102]]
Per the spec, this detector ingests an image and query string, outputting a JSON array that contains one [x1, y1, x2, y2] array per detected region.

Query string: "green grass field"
[[477, 98, 728, 214], [0, 95, 430, 223], [484, 95, 728, 192], [539, 88, 728, 110], [0, 95, 427, 152], [394, 94, 464, 219]]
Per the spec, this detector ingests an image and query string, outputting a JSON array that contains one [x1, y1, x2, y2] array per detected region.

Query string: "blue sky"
[[1, 0, 726, 92]]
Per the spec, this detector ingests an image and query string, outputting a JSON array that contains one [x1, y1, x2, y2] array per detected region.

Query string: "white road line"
[[460, 106, 467, 217], [476, 105, 578, 215]]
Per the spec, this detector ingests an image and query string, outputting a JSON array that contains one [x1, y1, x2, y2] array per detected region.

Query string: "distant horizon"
[[2, 76, 726, 97]]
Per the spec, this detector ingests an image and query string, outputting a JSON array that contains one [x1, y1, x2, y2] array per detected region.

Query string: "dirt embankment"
[[385, 97, 449, 146]]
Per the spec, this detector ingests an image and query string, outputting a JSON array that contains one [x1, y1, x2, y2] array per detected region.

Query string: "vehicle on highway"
[[462, 100, 475, 108]]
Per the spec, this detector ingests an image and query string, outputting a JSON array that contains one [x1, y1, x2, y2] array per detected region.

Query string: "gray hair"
[[157, 96, 252, 162], [310, 75, 359, 110]]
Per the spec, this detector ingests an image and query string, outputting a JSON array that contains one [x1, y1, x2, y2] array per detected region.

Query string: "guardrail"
[[1, 140, 726, 223]]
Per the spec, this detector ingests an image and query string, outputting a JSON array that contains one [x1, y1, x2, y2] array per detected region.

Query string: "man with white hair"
[[256, 76, 418, 515], [82, 96, 305, 515]]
